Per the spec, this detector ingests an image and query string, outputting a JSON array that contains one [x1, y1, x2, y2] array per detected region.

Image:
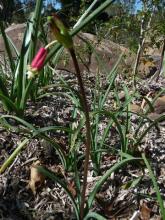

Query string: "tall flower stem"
[[69, 48, 91, 220]]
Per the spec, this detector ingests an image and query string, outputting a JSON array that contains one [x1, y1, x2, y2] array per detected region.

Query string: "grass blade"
[[88, 157, 140, 209], [0, 74, 9, 97], [135, 115, 165, 147], [142, 153, 165, 219], [33, 125, 71, 135], [0, 93, 19, 113], [13, 21, 33, 103], [142, 96, 155, 112], [0, 115, 67, 168], [84, 212, 107, 220], [0, 138, 29, 174], [0, 115, 35, 130], [6, 34, 19, 58], [0, 21, 15, 73], [96, 110, 125, 153], [38, 167, 80, 220], [29, 0, 43, 60], [70, 116, 85, 152], [135, 88, 165, 137]]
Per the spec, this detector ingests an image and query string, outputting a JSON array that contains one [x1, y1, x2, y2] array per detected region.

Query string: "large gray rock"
[[0, 23, 26, 57], [57, 32, 135, 75], [0, 23, 135, 75]]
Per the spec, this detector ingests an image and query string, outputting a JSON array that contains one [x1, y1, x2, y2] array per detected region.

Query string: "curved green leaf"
[[0, 21, 15, 73], [142, 153, 165, 219], [38, 167, 80, 220], [0, 138, 29, 174], [0, 93, 19, 114], [135, 115, 165, 147], [84, 212, 107, 220], [88, 157, 140, 209], [0, 115, 67, 168]]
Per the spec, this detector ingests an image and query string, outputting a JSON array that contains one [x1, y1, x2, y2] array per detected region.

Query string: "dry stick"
[[133, 9, 154, 88], [156, 38, 165, 82], [133, 13, 145, 88], [69, 48, 91, 220]]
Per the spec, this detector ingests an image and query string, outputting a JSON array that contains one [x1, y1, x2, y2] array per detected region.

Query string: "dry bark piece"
[[154, 96, 165, 114], [140, 201, 151, 220], [28, 160, 45, 195], [147, 95, 165, 120], [148, 112, 162, 120]]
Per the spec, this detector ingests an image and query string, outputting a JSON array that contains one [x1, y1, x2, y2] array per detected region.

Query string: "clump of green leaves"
[[0, 0, 43, 116]]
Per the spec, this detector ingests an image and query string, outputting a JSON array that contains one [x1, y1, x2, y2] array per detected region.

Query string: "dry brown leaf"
[[28, 160, 45, 195], [140, 201, 151, 220], [67, 180, 77, 198]]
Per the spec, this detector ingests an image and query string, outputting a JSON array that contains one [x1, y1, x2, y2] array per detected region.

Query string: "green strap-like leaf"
[[0, 21, 15, 73], [29, 0, 43, 61], [135, 115, 165, 147], [0, 115, 67, 168], [0, 93, 19, 113], [38, 167, 80, 220], [142, 153, 165, 219], [88, 157, 140, 209], [0, 138, 29, 174], [0, 74, 9, 97], [84, 212, 107, 220]]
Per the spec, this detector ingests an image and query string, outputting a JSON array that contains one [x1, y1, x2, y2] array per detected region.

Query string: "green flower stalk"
[[48, 14, 91, 219]]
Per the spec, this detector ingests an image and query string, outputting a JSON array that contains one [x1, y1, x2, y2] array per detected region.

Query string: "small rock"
[[154, 96, 165, 114], [130, 104, 142, 113]]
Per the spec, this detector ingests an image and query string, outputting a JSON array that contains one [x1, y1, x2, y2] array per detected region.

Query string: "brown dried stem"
[[69, 48, 91, 220]]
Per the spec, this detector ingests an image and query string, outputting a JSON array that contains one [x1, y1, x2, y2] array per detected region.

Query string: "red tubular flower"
[[27, 47, 47, 79], [31, 47, 47, 70]]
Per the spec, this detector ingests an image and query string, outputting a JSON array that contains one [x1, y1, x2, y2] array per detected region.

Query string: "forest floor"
[[0, 66, 165, 220]]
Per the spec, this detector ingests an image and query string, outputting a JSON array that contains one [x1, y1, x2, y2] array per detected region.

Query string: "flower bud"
[[47, 14, 73, 49]]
